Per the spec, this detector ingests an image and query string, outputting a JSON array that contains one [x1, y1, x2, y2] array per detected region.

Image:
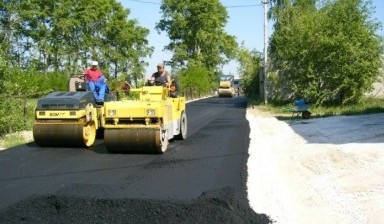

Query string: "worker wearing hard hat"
[[84, 61, 107, 105]]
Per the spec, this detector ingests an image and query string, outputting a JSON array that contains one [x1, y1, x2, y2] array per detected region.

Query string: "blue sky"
[[120, 0, 384, 78]]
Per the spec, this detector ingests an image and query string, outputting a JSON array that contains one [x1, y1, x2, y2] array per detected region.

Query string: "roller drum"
[[105, 128, 168, 154], [33, 122, 96, 147]]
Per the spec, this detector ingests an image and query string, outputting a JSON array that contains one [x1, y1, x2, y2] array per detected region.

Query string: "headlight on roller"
[[108, 110, 116, 116], [147, 109, 155, 116]]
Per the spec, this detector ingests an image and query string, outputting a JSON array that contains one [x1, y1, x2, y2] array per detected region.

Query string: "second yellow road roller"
[[218, 74, 235, 97], [103, 84, 187, 154]]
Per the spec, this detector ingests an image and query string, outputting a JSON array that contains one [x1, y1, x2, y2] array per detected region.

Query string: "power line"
[[129, 0, 159, 5], [128, 0, 262, 8], [226, 4, 262, 8]]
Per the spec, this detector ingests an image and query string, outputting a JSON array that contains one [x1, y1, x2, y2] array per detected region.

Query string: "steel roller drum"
[[33, 122, 96, 147], [218, 89, 234, 97], [104, 128, 168, 154]]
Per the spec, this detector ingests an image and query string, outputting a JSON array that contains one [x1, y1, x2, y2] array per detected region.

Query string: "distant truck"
[[218, 75, 235, 97]]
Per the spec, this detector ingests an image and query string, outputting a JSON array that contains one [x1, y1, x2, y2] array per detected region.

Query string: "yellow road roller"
[[33, 76, 187, 153], [218, 75, 235, 97], [103, 85, 187, 154], [33, 75, 108, 147], [33, 91, 102, 147]]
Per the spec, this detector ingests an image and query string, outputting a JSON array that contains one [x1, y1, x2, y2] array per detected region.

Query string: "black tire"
[[302, 111, 311, 119], [175, 111, 187, 140]]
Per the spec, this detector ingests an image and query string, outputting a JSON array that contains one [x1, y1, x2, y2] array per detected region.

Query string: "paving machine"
[[103, 83, 187, 154], [218, 75, 235, 97]]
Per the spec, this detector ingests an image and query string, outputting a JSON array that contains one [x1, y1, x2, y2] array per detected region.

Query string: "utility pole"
[[262, 0, 268, 104]]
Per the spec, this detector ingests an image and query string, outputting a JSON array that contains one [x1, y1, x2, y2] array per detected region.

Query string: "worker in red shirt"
[[84, 61, 107, 104]]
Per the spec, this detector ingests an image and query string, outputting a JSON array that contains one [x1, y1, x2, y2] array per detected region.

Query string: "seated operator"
[[84, 60, 107, 105], [148, 63, 172, 87]]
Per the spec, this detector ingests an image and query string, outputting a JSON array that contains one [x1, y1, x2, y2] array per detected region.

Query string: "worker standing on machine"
[[84, 61, 107, 105], [149, 63, 172, 86]]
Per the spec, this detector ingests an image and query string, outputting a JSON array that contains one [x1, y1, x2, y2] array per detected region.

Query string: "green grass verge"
[[1, 132, 33, 149], [248, 97, 384, 120], [0, 98, 37, 149]]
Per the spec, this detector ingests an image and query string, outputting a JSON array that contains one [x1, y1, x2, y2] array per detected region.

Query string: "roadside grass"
[[0, 98, 36, 149], [248, 97, 384, 120], [0, 132, 33, 149]]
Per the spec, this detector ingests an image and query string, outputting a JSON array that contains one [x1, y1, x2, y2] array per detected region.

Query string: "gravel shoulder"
[[246, 108, 384, 224]]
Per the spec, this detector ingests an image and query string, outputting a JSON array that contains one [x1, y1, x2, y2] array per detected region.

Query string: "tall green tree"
[[0, 0, 154, 135], [237, 46, 263, 97], [156, 0, 238, 76], [0, 0, 152, 78], [269, 0, 383, 105]]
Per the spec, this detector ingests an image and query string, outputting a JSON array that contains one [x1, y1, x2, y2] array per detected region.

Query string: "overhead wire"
[[128, 0, 262, 8], [226, 4, 262, 8], [128, 0, 159, 5]]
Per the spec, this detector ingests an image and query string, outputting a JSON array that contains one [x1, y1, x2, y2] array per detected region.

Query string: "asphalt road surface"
[[0, 96, 271, 224]]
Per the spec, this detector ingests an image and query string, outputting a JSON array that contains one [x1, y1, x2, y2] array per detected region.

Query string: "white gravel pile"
[[246, 110, 384, 224]]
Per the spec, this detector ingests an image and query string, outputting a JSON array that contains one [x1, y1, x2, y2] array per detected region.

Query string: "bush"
[[1, 68, 68, 98], [0, 65, 67, 135], [0, 98, 36, 136], [177, 65, 212, 100]]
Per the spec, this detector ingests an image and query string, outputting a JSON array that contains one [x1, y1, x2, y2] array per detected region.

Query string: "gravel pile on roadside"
[[246, 110, 384, 224], [0, 188, 271, 224]]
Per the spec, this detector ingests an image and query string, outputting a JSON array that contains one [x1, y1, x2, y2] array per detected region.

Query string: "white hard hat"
[[91, 61, 98, 66]]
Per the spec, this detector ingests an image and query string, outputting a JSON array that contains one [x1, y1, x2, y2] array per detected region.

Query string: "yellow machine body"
[[103, 86, 187, 154], [33, 90, 103, 147], [218, 75, 235, 97]]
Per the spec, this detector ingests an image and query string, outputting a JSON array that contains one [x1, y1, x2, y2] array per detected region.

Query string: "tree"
[[156, 0, 238, 76], [177, 63, 212, 99], [237, 45, 263, 97], [0, 0, 152, 78], [0, 0, 154, 135], [269, 0, 383, 105]]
